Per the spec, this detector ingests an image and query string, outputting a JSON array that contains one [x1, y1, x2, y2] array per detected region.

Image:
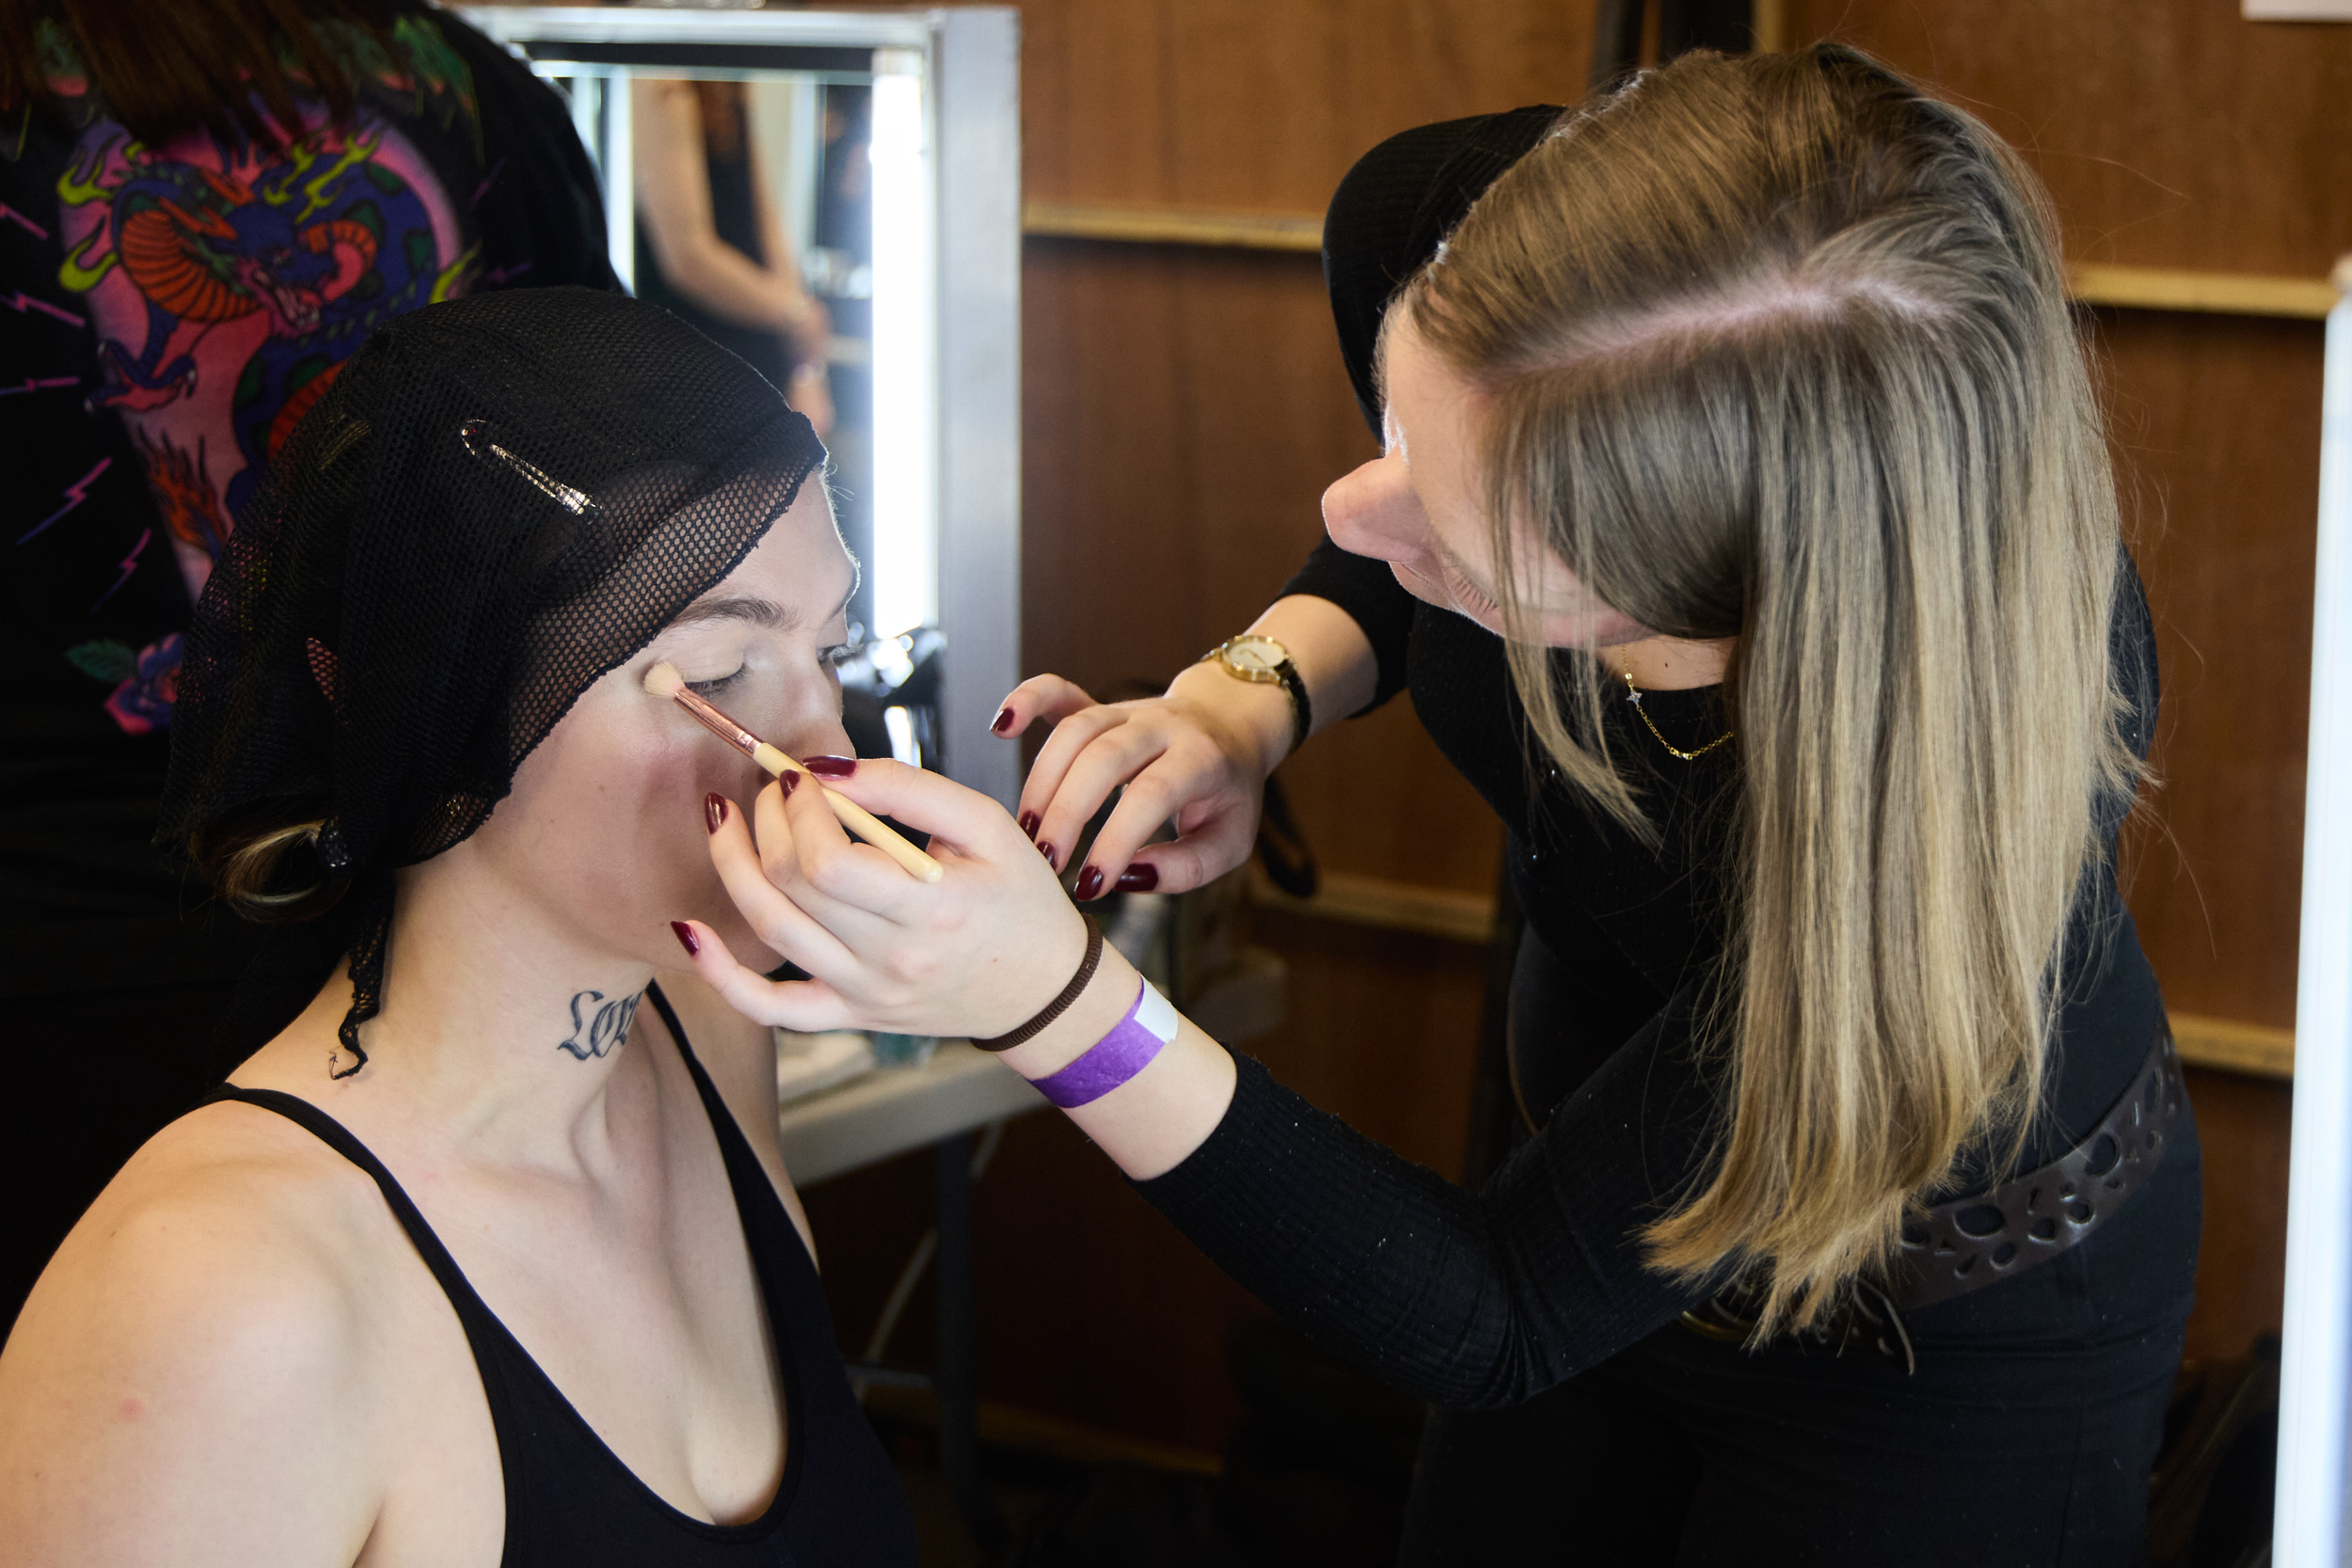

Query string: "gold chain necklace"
[[1619, 667, 1735, 762]]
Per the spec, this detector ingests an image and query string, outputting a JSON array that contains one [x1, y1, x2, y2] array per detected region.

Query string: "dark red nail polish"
[[803, 755, 857, 778], [1114, 863, 1159, 894], [1037, 841, 1056, 866], [992, 706, 1015, 736], [1019, 811, 1040, 841], [670, 921, 700, 958], [704, 793, 728, 833], [778, 769, 801, 799], [1075, 864, 1104, 901]]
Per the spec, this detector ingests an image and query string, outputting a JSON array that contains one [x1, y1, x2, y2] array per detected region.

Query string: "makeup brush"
[[644, 661, 944, 883]]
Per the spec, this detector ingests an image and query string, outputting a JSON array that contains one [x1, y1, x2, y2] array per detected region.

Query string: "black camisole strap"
[[197, 1081, 505, 1334], [638, 983, 777, 1201], [642, 983, 723, 1116], [197, 982, 750, 1354]]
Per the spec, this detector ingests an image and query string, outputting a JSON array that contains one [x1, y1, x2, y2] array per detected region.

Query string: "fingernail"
[[704, 793, 728, 833], [779, 768, 801, 799], [803, 754, 857, 778], [1019, 811, 1040, 841], [1075, 864, 1104, 901], [1114, 864, 1159, 894], [992, 706, 1015, 736], [670, 920, 700, 958], [1037, 841, 1057, 867]]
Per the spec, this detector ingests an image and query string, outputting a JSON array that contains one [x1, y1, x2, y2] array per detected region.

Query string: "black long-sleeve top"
[[1131, 111, 2178, 1412]]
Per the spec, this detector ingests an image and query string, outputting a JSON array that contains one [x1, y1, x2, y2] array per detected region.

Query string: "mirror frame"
[[461, 6, 1024, 809]]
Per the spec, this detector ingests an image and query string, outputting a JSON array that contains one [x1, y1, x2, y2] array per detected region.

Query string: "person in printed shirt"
[[0, 0, 617, 1331]]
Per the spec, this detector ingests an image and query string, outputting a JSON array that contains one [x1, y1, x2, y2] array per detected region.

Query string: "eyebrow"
[[670, 595, 799, 632], [669, 579, 859, 635]]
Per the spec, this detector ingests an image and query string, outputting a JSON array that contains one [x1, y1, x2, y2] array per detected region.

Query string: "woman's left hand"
[[674, 759, 1090, 1041]]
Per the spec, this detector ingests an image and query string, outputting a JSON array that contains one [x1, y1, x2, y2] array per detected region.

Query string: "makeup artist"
[[677, 45, 2201, 1566]]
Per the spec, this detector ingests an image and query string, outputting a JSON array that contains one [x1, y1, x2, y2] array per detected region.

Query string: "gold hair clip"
[[459, 419, 596, 515]]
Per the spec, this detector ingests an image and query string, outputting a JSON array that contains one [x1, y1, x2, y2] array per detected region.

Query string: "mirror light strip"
[[869, 58, 937, 640], [603, 75, 633, 295], [2278, 280, 2352, 1568]]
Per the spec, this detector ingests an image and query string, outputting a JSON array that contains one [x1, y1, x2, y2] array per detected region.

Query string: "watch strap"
[[1272, 657, 1311, 761]]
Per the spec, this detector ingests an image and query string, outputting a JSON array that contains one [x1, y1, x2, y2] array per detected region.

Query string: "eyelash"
[[1442, 557, 1500, 614], [687, 644, 854, 695]]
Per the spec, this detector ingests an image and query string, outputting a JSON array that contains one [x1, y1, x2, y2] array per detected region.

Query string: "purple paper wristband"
[[1027, 975, 1179, 1109]]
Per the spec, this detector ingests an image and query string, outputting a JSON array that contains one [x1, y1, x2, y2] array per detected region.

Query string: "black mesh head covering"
[[160, 287, 826, 1074]]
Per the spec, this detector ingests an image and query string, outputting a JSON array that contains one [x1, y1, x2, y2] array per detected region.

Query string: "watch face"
[[1224, 635, 1284, 675]]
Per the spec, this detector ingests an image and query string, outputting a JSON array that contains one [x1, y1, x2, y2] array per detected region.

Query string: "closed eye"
[[1440, 556, 1500, 615], [687, 668, 746, 695]]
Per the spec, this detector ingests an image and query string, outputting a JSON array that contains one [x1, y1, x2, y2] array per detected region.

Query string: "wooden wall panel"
[[2107, 311, 2327, 1030], [1019, 238, 1507, 892], [2180, 1067, 2296, 1364], [1017, 242, 1363, 699], [1778, 0, 2352, 276], [1017, 0, 1597, 211]]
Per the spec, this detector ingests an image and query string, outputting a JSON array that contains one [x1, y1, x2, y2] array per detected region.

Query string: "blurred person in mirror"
[[0, 0, 617, 1337], [634, 77, 834, 436]]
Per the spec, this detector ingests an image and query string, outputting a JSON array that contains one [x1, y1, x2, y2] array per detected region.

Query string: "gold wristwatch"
[[1203, 634, 1311, 761]]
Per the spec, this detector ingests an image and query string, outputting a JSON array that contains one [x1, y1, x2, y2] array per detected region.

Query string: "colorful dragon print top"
[[1, 6, 613, 980]]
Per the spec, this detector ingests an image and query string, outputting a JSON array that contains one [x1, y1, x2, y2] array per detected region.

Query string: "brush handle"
[[752, 742, 945, 883]]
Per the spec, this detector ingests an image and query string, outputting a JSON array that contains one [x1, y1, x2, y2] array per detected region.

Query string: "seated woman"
[[0, 289, 916, 1565]]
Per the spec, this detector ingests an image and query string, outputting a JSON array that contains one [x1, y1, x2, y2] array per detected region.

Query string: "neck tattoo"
[[559, 989, 641, 1061], [1619, 667, 1735, 762]]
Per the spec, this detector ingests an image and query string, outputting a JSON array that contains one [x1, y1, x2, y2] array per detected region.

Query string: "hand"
[[775, 292, 831, 360], [993, 669, 1285, 899], [675, 759, 1092, 1041]]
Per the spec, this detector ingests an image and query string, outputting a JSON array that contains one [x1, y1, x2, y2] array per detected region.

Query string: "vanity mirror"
[[462, 6, 1022, 806]]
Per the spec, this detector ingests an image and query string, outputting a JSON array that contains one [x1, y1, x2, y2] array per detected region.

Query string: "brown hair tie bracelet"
[[973, 915, 1104, 1052]]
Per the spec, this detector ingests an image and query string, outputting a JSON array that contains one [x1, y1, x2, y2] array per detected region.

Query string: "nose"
[[1321, 452, 1429, 565], [784, 712, 855, 765], [765, 667, 856, 765]]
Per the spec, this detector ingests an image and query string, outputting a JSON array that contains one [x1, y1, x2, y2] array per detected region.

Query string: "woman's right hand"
[[994, 668, 1289, 900]]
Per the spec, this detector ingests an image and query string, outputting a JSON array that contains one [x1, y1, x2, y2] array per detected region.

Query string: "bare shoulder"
[[0, 1101, 405, 1566]]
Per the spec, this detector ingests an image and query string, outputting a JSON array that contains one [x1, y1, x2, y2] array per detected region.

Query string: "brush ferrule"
[[670, 686, 761, 757]]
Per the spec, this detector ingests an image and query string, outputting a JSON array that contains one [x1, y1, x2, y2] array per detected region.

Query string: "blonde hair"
[[1400, 44, 2139, 1333], [190, 803, 346, 923]]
